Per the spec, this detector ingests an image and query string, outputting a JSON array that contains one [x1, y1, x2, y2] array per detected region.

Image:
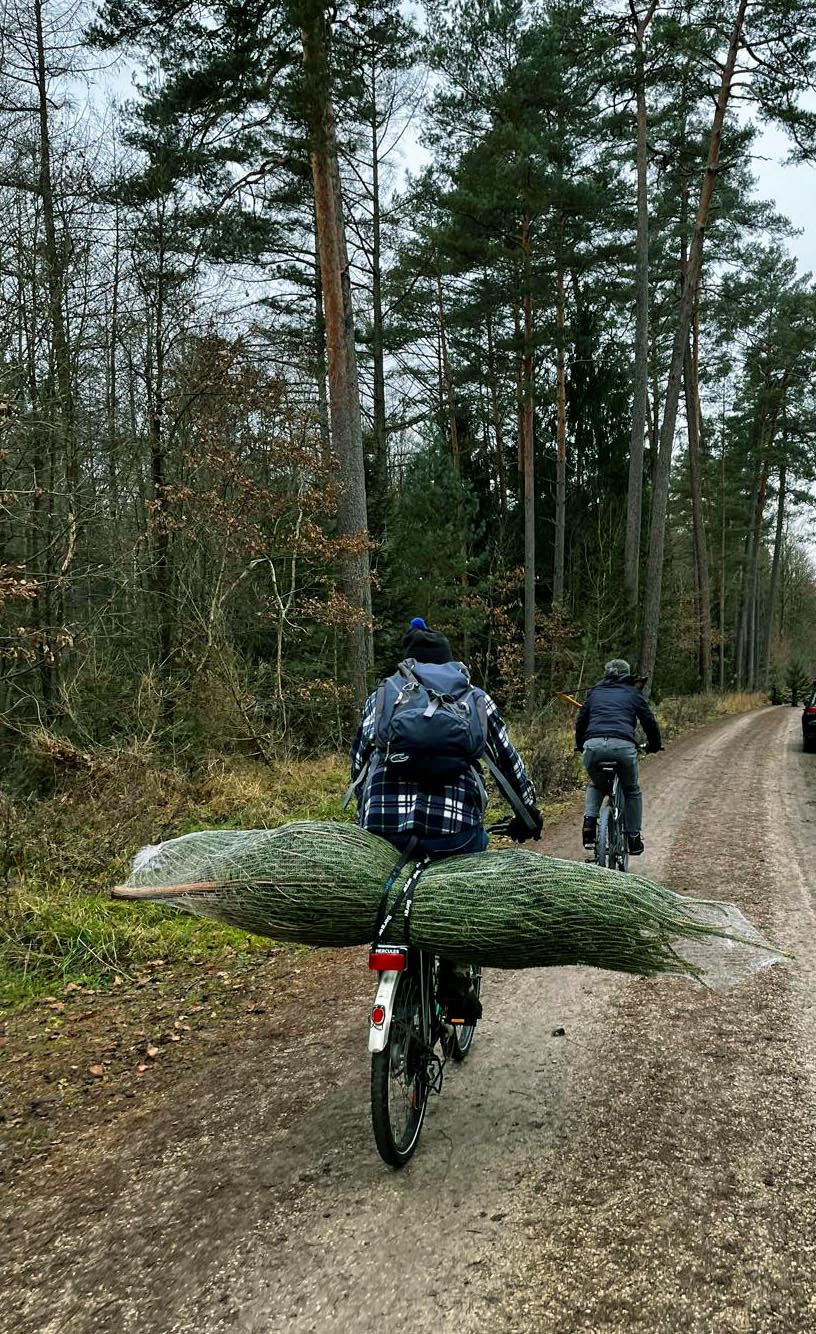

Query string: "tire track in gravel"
[[494, 706, 816, 1333], [5, 708, 811, 1334]]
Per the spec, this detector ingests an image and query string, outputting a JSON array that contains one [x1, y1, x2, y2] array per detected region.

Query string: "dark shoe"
[[439, 969, 482, 1024], [582, 816, 597, 850], [627, 832, 644, 855], [443, 983, 482, 1025]]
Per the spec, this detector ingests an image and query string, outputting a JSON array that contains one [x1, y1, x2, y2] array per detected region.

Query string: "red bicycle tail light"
[[371, 1005, 386, 1027], [368, 948, 407, 971]]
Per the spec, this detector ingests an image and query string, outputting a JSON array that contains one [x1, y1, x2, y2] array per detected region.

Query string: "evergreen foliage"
[[0, 0, 814, 765]]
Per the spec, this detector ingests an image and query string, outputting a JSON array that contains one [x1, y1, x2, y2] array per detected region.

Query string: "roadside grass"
[[0, 691, 767, 1013], [0, 880, 273, 1009], [655, 690, 766, 743], [0, 750, 348, 1012]]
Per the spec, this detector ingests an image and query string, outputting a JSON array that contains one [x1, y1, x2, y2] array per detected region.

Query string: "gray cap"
[[604, 658, 631, 679]]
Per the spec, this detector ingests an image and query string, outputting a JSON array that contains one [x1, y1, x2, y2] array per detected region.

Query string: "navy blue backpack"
[[344, 658, 538, 832], [370, 659, 488, 778]]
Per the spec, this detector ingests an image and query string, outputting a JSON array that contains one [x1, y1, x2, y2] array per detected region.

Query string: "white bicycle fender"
[[368, 970, 401, 1053]]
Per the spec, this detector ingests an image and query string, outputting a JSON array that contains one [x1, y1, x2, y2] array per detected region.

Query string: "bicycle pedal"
[[428, 1055, 445, 1096]]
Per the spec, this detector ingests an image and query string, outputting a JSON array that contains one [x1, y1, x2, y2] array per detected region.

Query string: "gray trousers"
[[582, 737, 642, 832]]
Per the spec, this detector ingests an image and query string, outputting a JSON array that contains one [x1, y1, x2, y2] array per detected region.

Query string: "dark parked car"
[[803, 683, 816, 752]]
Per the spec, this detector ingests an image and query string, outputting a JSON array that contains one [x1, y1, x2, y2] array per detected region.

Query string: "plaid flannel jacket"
[[350, 688, 536, 839]]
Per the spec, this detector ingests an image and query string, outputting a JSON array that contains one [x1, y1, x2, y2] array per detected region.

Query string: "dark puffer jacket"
[[575, 678, 662, 751]]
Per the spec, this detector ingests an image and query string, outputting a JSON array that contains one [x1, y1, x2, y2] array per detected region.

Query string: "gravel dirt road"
[[4, 706, 815, 1333]]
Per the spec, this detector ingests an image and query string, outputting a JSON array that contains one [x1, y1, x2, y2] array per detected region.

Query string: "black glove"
[[507, 806, 543, 843]]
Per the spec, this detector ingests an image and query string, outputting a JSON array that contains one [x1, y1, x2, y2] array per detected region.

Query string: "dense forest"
[[1, 0, 816, 763]]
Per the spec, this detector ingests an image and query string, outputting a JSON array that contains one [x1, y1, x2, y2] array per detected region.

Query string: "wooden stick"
[[111, 880, 219, 899]]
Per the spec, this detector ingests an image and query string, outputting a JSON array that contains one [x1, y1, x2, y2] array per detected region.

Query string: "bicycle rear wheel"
[[595, 803, 612, 867], [613, 785, 629, 872], [611, 825, 629, 872], [449, 966, 482, 1062], [371, 968, 429, 1168]]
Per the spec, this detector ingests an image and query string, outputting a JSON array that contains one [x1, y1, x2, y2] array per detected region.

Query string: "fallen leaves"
[[1, 948, 313, 1180]]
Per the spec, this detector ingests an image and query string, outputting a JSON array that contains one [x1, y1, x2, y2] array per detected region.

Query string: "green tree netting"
[[112, 822, 784, 989]]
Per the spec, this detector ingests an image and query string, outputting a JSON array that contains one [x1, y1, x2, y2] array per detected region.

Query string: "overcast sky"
[[751, 124, 816, 279], [742, 126, 816, 549]]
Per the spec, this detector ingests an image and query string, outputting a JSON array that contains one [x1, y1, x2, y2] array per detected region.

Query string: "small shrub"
[[512, 711, 583, 800]]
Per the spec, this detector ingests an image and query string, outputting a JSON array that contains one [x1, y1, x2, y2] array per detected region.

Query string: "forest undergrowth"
[[0, 692, 765, 1013]]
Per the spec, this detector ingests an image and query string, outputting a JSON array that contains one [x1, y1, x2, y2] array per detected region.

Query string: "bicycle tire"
[[449, 966, 482, 1062], [613, 827, 629, 872], [371, 968, 429, 1168], [613, 784, 629, 872], [596, 803, 612, 868]]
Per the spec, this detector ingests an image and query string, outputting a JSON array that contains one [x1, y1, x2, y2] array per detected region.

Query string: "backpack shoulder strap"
[[482, 750, 537, 830], [471, 688, 488, 734], [373, 677, 391, 730], [342, 750, 383, 809]]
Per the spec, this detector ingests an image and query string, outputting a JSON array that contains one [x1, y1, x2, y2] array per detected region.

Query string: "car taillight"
[[806, 707, 816, 715], [368, 948, 407, 971]]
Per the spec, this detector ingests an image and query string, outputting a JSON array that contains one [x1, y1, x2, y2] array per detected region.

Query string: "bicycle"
[[368, 816, 515, 1169], [588, 744, 648, 874], [369, 948, 482, 1167]]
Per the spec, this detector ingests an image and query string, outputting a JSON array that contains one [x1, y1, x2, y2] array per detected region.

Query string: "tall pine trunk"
[[437, 273, 460, 474], [301, 2, 372, 706], [719, 421, 727, 689], [743, 457, 769, 688], [35, 0, 76, 714], [624, 0, 658, 612], [553, 257, 566, 606], [368, 59, 388, 538], [762, 459, 786, 685], [313, 225, 331, 469], [733, 461, 758, 689], [485, 306, 508, 529], [639, 0, 749, 689], [684, 314, 711, 689], [144, 207, 173, 670], [520, 217, 536, 716]]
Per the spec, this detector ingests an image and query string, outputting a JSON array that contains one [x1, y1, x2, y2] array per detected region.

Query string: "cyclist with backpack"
[[348, 618, 542, 1018], [575, 658, 662, 856]]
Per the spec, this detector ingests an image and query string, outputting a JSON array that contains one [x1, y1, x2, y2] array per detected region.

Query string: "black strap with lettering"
[[371, 838, 429, 950]]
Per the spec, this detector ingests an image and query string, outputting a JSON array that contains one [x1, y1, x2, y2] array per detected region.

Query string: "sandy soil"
[[3, 706, 814, 1333]]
